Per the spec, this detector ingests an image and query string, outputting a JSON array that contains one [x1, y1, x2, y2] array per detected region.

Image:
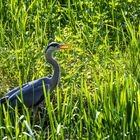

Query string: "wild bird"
[[0, 42, 72, 109]]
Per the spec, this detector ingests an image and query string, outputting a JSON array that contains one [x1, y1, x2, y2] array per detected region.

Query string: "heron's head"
[[45, 42, 72, 53]]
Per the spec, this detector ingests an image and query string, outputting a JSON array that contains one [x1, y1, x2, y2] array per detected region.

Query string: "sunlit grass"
[[0, 0, 140, 139]]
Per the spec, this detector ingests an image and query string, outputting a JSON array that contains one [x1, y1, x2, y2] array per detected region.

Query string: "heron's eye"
[[45, 42, 60, 53]]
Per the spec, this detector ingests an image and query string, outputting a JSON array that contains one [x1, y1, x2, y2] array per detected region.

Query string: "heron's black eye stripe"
[[45, 42, 60, 52]]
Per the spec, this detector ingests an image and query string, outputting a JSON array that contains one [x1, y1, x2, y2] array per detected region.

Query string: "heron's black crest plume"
[[45, 42, 60, 53]]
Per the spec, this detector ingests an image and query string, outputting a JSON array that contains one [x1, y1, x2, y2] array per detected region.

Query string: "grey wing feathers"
[[0, 96, 9, 104], [6, 83, 28, 97], [0, 77, 50, 108], [0, 83, 28, 104]]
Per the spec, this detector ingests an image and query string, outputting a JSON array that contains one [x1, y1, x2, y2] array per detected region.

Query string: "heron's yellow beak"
[[59, 44, 73, 49]]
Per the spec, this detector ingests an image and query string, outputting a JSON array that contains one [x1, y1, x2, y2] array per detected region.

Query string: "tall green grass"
[[0, 0, 140, 139]]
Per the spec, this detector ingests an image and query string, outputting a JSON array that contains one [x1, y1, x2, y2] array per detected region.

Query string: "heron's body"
[[1, 78, 50, 108], [0, 42, 71, 108]]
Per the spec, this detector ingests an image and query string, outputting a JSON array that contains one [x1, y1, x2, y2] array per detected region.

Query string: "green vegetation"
[[0, 0, 140, 139]]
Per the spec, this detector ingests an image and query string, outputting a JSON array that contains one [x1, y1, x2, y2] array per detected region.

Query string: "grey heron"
[[0, 42, 72, 108]]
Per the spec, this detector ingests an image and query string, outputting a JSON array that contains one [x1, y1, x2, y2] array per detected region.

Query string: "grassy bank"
[[0, 0, 140, 139]]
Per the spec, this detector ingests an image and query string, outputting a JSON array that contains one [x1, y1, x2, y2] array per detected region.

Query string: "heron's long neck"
[[45, 52, 60, 90]]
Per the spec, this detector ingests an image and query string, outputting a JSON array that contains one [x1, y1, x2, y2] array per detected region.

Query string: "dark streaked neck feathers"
[[45, 51, 60, 91]]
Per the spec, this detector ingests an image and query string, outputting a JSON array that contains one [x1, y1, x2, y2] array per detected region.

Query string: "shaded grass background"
[[0, 0, 140, 139]]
